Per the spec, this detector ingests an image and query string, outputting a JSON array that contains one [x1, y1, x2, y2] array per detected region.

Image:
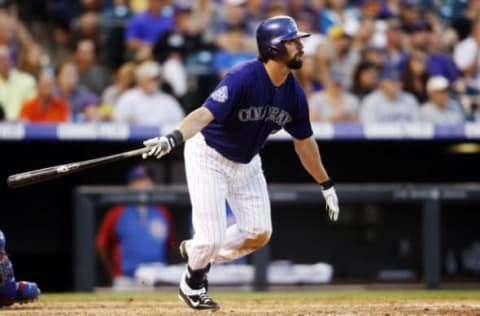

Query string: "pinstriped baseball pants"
[[183, 133, 272, 270]]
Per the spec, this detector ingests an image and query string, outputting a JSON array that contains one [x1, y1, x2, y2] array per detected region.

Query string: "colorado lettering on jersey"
[[202, 60, 313, 163], [238, 105, 292, 127]]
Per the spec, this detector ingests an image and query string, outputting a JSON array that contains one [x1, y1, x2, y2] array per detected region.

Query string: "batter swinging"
[[142, 15, 340, 311]]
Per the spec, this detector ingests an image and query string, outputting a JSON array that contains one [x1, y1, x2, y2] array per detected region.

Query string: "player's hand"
[[142, 136, 172, 159], [142, 130, 184, 159], [320, 179, 339, 221]]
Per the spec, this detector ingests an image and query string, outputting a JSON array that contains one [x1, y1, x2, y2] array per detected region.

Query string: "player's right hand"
[[142, 136, 172, 159]]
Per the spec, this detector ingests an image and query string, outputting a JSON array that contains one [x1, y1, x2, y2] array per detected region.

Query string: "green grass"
[[42, 290, 480, 302]]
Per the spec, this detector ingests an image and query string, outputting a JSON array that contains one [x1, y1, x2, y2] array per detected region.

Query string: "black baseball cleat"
[[178, 273, 219, 311]]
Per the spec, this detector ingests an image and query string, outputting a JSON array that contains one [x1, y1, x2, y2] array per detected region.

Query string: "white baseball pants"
[[183, 133, 272, 270]]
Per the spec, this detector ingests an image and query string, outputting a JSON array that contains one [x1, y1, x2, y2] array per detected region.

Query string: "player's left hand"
[[320, 179, 339, 221]]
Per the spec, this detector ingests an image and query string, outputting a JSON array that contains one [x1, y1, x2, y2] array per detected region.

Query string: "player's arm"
[[96, 206, 123, 278], [176, 106, 215, 140], [142, 106, 215, 159], [293, 136, 329, 183], [96, 246, 115, 278], [293, 136, 339, 221]]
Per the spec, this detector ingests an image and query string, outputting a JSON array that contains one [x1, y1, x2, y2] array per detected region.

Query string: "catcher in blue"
[[143, 15, 340, 311], [0, 230, 40, 307]]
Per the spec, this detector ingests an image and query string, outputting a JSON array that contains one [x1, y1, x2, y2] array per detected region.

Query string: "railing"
[[1, 122, 480, 141], [73, 183, 480, 292]]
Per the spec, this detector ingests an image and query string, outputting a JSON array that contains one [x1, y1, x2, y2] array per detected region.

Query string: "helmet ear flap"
[[269, 47, 279, 57]]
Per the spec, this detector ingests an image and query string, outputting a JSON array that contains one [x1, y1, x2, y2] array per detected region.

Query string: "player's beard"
[[286, 53, 303, 69]]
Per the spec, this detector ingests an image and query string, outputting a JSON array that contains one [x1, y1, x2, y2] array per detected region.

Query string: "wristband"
[[165, 130, 184, 148], [319, 178, 334, 190]]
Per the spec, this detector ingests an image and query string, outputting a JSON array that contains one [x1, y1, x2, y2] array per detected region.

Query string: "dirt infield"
[[1, 291, 480, 315]]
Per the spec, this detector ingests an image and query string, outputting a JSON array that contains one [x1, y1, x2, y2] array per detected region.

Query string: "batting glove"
[[320, 179, 339, 221], [142, 130, 184, 159], [142, 136, 171, 159]]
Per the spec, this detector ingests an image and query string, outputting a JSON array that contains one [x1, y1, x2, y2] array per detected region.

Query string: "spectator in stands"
[[17, 42, 48, 78], [125, 0, 175, 61], [73, 38, 110, 96], [188, 0, 216, 44], [113, 60, 184, 127], [383, 18, 406, 69], [403, 22, 460, 85], [47, 19, 74, 69], [212, 0, 249, 35], [44, 0, 84, 26], [0, 44, 36, 120], [213, 0, 256, 53], [212, 24, 256, 79], [55, 59, 99, 122], [351, 61, 380, 101], [19, 68, 69, 123], [398, 0, 421, 32], [309, 70, 359, 122], [101, 62, 137, 120], [72, 11, 102, 53], [96, 165, 176, 289], [380, 0, 401, 18], [353, 17, 377, 51], [130, 0, 148, 14], [288, 0, 317, 30], [357, 0, 383, 20], [453, 19, 480, 94], [266, 1, 288, 17], [296, 9, 326, 60], [317, 0, 360, 36], [245, 0, 265, 33], [360, 66, 421, 122], [294, 51, 320, 99], [401, 50, 429, 103], [0, 1, 33, 63], [450, 0, 480, 42], [80, 0, 102, 13], [324, 25, 361, 90], [153, 5, 204, 99], [100, 0, 133, 69], [421, 76, 465, 124], [361, 45, 386, 69]]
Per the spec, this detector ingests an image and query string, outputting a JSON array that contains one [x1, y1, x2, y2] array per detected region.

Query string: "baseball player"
[[0, 230, 40, 307], [143, 15, 340, 311]]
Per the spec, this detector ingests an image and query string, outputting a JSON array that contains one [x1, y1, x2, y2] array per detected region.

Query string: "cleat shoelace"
[[198, 292, 211, 303]]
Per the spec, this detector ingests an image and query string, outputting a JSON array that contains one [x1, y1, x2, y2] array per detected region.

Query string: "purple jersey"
[[202, 60, 313, 163]]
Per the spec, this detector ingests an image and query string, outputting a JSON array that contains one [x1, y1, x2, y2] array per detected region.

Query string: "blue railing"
[[0, 122, 479, 141]]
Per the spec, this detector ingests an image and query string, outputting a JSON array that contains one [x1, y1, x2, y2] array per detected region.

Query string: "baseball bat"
[[7, 147, 150, 189]]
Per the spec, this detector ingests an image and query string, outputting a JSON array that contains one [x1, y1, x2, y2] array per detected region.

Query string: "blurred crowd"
[[0, 0, 480, 126]]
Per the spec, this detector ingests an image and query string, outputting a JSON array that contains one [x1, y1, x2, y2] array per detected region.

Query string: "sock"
[[186, 263, 211, 290]]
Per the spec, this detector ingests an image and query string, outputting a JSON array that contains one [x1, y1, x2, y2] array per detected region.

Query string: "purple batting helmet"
[[256, 15, 310, 60]]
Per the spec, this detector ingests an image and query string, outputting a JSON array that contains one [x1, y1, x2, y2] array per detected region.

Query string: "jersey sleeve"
[[284, 86, 313, 140], [203, 73, 243, 123]]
